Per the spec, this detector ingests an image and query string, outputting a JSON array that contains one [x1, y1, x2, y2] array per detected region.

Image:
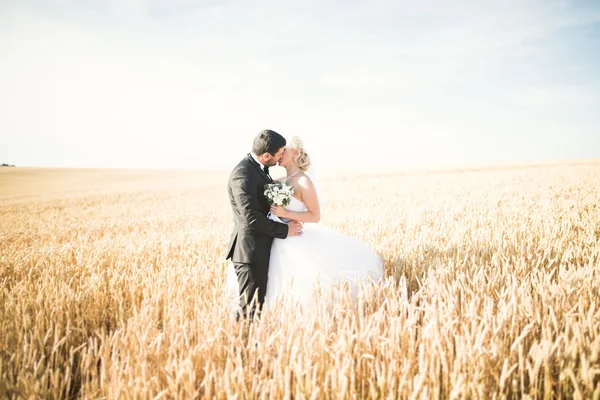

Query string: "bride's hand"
[[270, 205, 287, 217]]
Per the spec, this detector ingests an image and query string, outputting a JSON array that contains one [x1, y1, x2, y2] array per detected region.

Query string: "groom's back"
[[227, 156, 252, 221]]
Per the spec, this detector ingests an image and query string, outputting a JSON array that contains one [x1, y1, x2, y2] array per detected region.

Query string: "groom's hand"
[[287, 221, 303, 237]]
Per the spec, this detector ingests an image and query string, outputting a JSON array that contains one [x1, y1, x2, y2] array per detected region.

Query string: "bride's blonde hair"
[[288, 136, 311, 172]]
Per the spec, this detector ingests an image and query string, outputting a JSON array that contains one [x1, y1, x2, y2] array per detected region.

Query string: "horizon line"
[[2, 157, 599, 174]]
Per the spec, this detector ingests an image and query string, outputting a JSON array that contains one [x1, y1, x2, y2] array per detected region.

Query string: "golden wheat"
[[1, 162, 599, 399]]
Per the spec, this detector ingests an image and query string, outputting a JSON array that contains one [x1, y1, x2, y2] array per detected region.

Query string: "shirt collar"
[[250, 152, 265, 170]]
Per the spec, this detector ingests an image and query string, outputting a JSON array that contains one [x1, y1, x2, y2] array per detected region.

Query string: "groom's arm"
[[230, 169, 289, 239]]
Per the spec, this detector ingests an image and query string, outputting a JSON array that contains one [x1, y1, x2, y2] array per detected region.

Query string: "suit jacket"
[[226, 154, 289, 265]]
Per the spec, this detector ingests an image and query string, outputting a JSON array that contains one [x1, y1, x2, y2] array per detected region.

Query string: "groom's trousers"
[[233, 261, 269, 320]]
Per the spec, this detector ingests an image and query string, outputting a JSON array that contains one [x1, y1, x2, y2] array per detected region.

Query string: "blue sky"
[[1, 0, 599, 169]]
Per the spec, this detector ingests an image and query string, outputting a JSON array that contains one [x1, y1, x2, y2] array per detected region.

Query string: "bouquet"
[[264, 182, 295, 206]]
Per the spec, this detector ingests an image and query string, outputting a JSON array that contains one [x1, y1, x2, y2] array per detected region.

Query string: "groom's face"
[[265, 146, 285, 167]]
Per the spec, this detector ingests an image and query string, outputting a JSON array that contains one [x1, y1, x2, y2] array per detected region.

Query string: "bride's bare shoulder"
[[296, 174, 315, 189]]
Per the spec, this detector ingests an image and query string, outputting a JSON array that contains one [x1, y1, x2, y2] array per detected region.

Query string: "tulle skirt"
[[226, 223, 384, 314]]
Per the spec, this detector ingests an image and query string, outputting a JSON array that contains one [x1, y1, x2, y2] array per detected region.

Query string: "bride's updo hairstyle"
[[288, 136, 311, 172]]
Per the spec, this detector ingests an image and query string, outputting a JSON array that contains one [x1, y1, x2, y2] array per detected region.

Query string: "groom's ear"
[[261, 153, 273, 163]]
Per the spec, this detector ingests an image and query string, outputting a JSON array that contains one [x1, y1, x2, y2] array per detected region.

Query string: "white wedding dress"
[[226, 196, 384, 313]]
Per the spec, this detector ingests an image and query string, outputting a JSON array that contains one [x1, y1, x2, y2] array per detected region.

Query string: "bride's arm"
[[271, 176, 320, 223]]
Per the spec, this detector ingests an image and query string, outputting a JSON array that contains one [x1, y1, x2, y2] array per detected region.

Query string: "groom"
[[226, 129, 303, 320]]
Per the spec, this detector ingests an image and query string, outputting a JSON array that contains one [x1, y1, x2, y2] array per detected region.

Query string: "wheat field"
[[1, 162, 599, 399]]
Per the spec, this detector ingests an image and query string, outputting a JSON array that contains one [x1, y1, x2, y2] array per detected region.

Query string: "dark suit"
[[227, 154, 289, 318]]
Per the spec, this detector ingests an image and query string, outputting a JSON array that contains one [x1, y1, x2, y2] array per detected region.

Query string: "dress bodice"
[[286, 196, 307, 213]]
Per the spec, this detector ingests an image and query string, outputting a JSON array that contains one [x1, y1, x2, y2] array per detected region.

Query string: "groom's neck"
[[251, 152, 266, 168]]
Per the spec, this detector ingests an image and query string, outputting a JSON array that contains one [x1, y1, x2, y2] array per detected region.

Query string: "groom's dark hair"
[[252, 130, 286, 156]]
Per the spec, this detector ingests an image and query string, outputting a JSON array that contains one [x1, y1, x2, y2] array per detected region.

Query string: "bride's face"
[[278, 146, 297, 167]]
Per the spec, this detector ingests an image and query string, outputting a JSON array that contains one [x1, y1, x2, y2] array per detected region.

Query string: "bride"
[[227, 136, 384, 313]]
